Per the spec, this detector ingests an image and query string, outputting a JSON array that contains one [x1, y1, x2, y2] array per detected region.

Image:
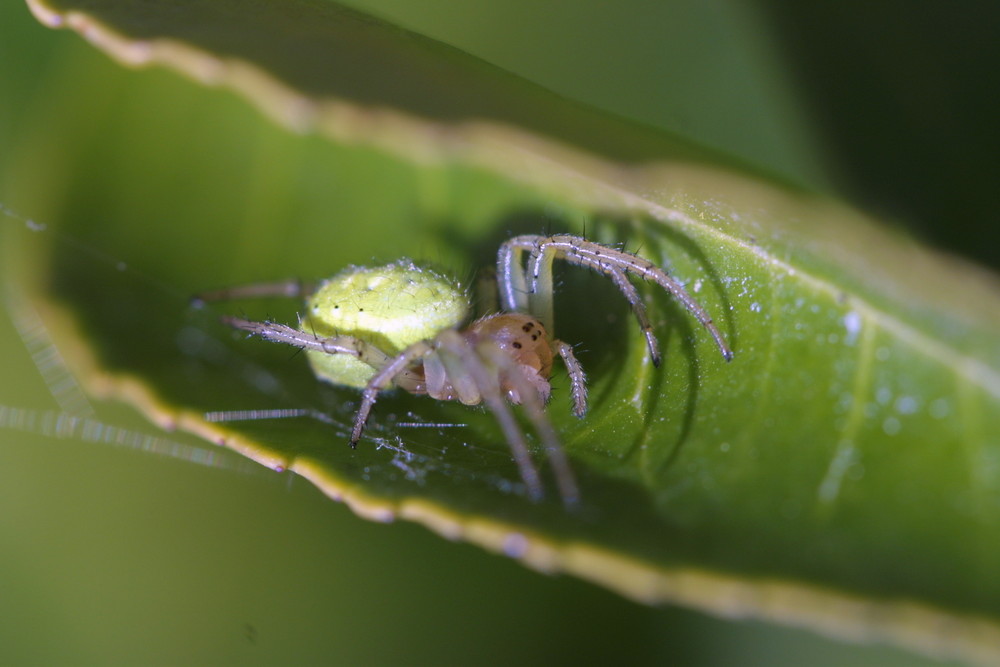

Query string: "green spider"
[[196, 234, 732, 507]]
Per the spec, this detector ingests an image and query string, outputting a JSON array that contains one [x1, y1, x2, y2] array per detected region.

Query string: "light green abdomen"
[[300, 260, 469, 389]]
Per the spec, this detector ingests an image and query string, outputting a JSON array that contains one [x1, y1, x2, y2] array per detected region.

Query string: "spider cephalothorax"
[[197, 234, 732, 507]]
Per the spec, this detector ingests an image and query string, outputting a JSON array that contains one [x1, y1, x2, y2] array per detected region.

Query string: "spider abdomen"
[[302, 260, 468, 389]]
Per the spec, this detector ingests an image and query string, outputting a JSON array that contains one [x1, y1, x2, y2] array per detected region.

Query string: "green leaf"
[[6, 0, 1000, 663]]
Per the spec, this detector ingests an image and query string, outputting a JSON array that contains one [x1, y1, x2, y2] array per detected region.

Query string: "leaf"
[[10, 0, 1000, 663]]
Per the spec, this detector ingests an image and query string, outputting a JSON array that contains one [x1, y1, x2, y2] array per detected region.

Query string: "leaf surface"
[[12, 0, 1000, 662]]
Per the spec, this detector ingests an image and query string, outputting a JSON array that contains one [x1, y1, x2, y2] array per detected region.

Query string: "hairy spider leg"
[[220, 316, 431, 396], [220, 316, 395, 368], [350, 339, 435, 444], [350, 332, 547, 502], [439, 331, 550, 503], [496, 241, 532, 314], [213, 315, 576, 505], [349, 329, 580, 507], [497, 237, 654, 359], [202, 278, 580, 505], [477, 340, 580, 507], [499, 235, 734, 362], [477, 258, 589, 416], [605, 264, 661, 366], [553, 339, 588, 417]]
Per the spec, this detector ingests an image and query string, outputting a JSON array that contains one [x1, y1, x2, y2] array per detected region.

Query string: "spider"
[[195, 234, 732, 507]]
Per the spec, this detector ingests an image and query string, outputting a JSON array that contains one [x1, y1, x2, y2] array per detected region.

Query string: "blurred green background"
[[1, 0, 995, 664], [344, 0, 1000, 269]]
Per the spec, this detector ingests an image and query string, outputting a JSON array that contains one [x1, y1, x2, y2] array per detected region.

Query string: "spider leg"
[[501, 235, 733, 362], [221, 316, 393, 368], [224, 313, 436, 406], [432, 330, 546, 503], [553, 339, 588, 418], [604, 265, 661, 367], [496, 241, 531, 313], [476, 340, 580, 508], [192, 278, 313, 308], [351, 340, 434, 447]]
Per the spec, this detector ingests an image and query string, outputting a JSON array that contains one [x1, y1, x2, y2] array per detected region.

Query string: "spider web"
[[0, 204, 532, 501]]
